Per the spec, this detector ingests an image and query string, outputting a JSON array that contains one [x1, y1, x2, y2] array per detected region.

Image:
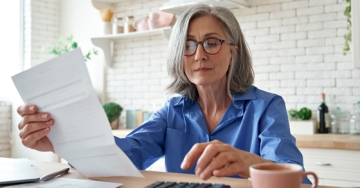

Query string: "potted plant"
[[343, 0, 351, 55], [288, 107, 316, 135], [42, 35, 98, 61], [103, 102, 123, 129]]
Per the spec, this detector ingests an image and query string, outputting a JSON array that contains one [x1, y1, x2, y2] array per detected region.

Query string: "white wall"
[[60, 0, 106, 104], [25, 0, 360, 129], [0, 0, 20, 159], [105, 0, 360, 129], [0, 102, 11, 157], [10, 0, 61, 162], [8, 0, 360, 150], [6, 0, 359, 164]]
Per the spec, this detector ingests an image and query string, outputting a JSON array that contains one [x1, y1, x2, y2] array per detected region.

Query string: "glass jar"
[[330, 107, 350, 134], [350, 101, 360, 135], [124, 16, 135, 33], [112, 17, 124, 34]]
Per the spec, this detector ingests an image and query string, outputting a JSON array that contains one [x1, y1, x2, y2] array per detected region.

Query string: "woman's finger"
[[213, 161, 240, 177], [196, 142, 231, 174], [18, 113, 52, 130], [21, 127, 51, 149], [198, 149, 237, 179], [17, 104, 37, 117], [20, 120, 54, 139], [181, 143, 208, 170]]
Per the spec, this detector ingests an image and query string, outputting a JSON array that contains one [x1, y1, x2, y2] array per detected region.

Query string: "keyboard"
[[145, 181, 231, 188]]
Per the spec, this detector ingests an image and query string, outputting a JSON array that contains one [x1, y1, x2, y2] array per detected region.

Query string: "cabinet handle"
[[316, 162, 331, 166]]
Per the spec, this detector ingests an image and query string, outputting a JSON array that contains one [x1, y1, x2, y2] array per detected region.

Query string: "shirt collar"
[[173, 85, 258, 108], [232, 85, 257, 108]]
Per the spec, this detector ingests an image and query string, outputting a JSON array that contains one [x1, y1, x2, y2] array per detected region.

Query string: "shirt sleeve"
[[257, 95, 312, 184], [114, 101, 170, 170]]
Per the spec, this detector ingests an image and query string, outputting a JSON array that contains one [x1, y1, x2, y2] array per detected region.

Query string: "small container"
[[350, 101, 360, 135], [124, 16, 136, 33], [330, 107, 350, 134], [103, 22, 112, 35], [148, 12, 159, 29], [112, 17, 124, 34]]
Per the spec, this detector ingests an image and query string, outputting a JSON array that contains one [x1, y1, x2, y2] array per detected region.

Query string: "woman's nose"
[[194, 43, 208, 61]]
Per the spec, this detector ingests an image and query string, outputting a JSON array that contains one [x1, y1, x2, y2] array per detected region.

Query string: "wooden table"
[[294, 134, 360, 150], [28, 160, 337, 188]]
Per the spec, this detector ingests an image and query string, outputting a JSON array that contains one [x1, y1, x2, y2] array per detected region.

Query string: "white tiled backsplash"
[[0, 101, 11, 157], [26, 0, 360, 128]]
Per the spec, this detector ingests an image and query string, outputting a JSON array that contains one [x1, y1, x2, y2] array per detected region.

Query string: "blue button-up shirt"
[[115, 86, 311, 184]]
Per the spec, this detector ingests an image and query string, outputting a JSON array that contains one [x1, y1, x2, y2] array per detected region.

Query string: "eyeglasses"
[[184, 38, 232, 56]]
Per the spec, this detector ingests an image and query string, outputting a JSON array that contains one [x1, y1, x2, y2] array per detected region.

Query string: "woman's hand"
[[17, 104, 55, 152], [181, 140, 271, 180]]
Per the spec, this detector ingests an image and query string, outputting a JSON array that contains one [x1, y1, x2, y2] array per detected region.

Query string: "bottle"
[[350, 101, 360, 135], [318, 93, 329, 133], [330, 107, 350, 134]]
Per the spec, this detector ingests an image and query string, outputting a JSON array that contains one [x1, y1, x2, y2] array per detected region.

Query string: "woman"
[[17, 4, 310, 183]]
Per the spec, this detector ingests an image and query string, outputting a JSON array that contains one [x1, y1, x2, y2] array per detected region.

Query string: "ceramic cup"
[[147, 12, 159, 29], [103, 22, 112, 35], [249, 163, 318, 188]]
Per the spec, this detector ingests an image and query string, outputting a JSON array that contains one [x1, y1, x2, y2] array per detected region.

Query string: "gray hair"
[[166, 4, 254, 101]]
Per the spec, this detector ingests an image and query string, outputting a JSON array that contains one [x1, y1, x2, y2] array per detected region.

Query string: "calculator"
[[145, 181, 231, 188]]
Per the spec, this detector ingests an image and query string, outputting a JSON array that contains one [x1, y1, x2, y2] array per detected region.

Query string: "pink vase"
[[147, 12, 159, 30], [134, 16, 149, 31]]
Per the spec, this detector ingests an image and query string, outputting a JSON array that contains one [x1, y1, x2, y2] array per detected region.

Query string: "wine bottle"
[[318, 93, 329, 133]]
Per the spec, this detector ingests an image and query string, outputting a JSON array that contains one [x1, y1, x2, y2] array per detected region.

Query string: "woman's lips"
[[194, 67, 212, 72]]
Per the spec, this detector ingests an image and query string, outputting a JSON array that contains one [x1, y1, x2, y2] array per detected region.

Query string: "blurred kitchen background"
[[0, 0, 359, 186]]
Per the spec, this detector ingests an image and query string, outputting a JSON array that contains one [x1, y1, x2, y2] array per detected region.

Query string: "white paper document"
[[12, 48, 143, 178], [5, 178, 122, 188]]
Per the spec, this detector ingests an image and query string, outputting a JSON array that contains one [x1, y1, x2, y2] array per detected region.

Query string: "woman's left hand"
[[180, 140, 271, 180]]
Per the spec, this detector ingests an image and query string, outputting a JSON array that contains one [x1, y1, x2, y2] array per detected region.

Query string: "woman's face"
[[184, 15, 234, 88]]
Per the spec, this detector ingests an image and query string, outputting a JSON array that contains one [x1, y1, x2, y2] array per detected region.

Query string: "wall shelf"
[[91, 0, 124, 10], [91, 27, 172, 68], [160, 0, 250, 15]]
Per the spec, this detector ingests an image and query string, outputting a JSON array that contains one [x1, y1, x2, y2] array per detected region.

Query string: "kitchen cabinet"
[[300, 148, 360, 187], [90, 0, 172, 67], [353, 0, 360, 68]]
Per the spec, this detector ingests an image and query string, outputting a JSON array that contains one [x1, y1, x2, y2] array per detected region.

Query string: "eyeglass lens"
[[185, 39, 223, 56]]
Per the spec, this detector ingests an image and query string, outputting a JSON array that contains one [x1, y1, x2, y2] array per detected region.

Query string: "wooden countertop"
[[112, 130, 360, 151], [26, 159, 334, 188], [294, 134, 360, 151]]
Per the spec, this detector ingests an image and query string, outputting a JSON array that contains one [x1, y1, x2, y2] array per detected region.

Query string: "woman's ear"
[[233, 46, 239, 53]]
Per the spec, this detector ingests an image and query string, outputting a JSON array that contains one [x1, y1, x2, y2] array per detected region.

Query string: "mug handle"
[[303, 171, 318, 188]]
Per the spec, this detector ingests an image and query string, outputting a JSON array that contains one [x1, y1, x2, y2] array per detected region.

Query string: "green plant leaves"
[[288, 109, 298, 120], [343, 0, 352, 55], [42, 35, 98, 61], [103, 102, 123, 123], [287, 107, 312, 121], [298, 107, 312, 120], [71, 42, 78, 49]]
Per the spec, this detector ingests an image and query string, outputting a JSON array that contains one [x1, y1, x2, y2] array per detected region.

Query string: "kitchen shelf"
[[91, 26, 172, 67], [91, 0, 126, 10], [160, 0, 250, 15]]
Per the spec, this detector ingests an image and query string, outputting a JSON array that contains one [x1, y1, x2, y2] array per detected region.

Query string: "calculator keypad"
[[145, 181, 231, 188]]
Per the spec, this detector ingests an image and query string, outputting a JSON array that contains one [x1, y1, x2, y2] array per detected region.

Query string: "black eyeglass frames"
[[184, 38, 232, 56]]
